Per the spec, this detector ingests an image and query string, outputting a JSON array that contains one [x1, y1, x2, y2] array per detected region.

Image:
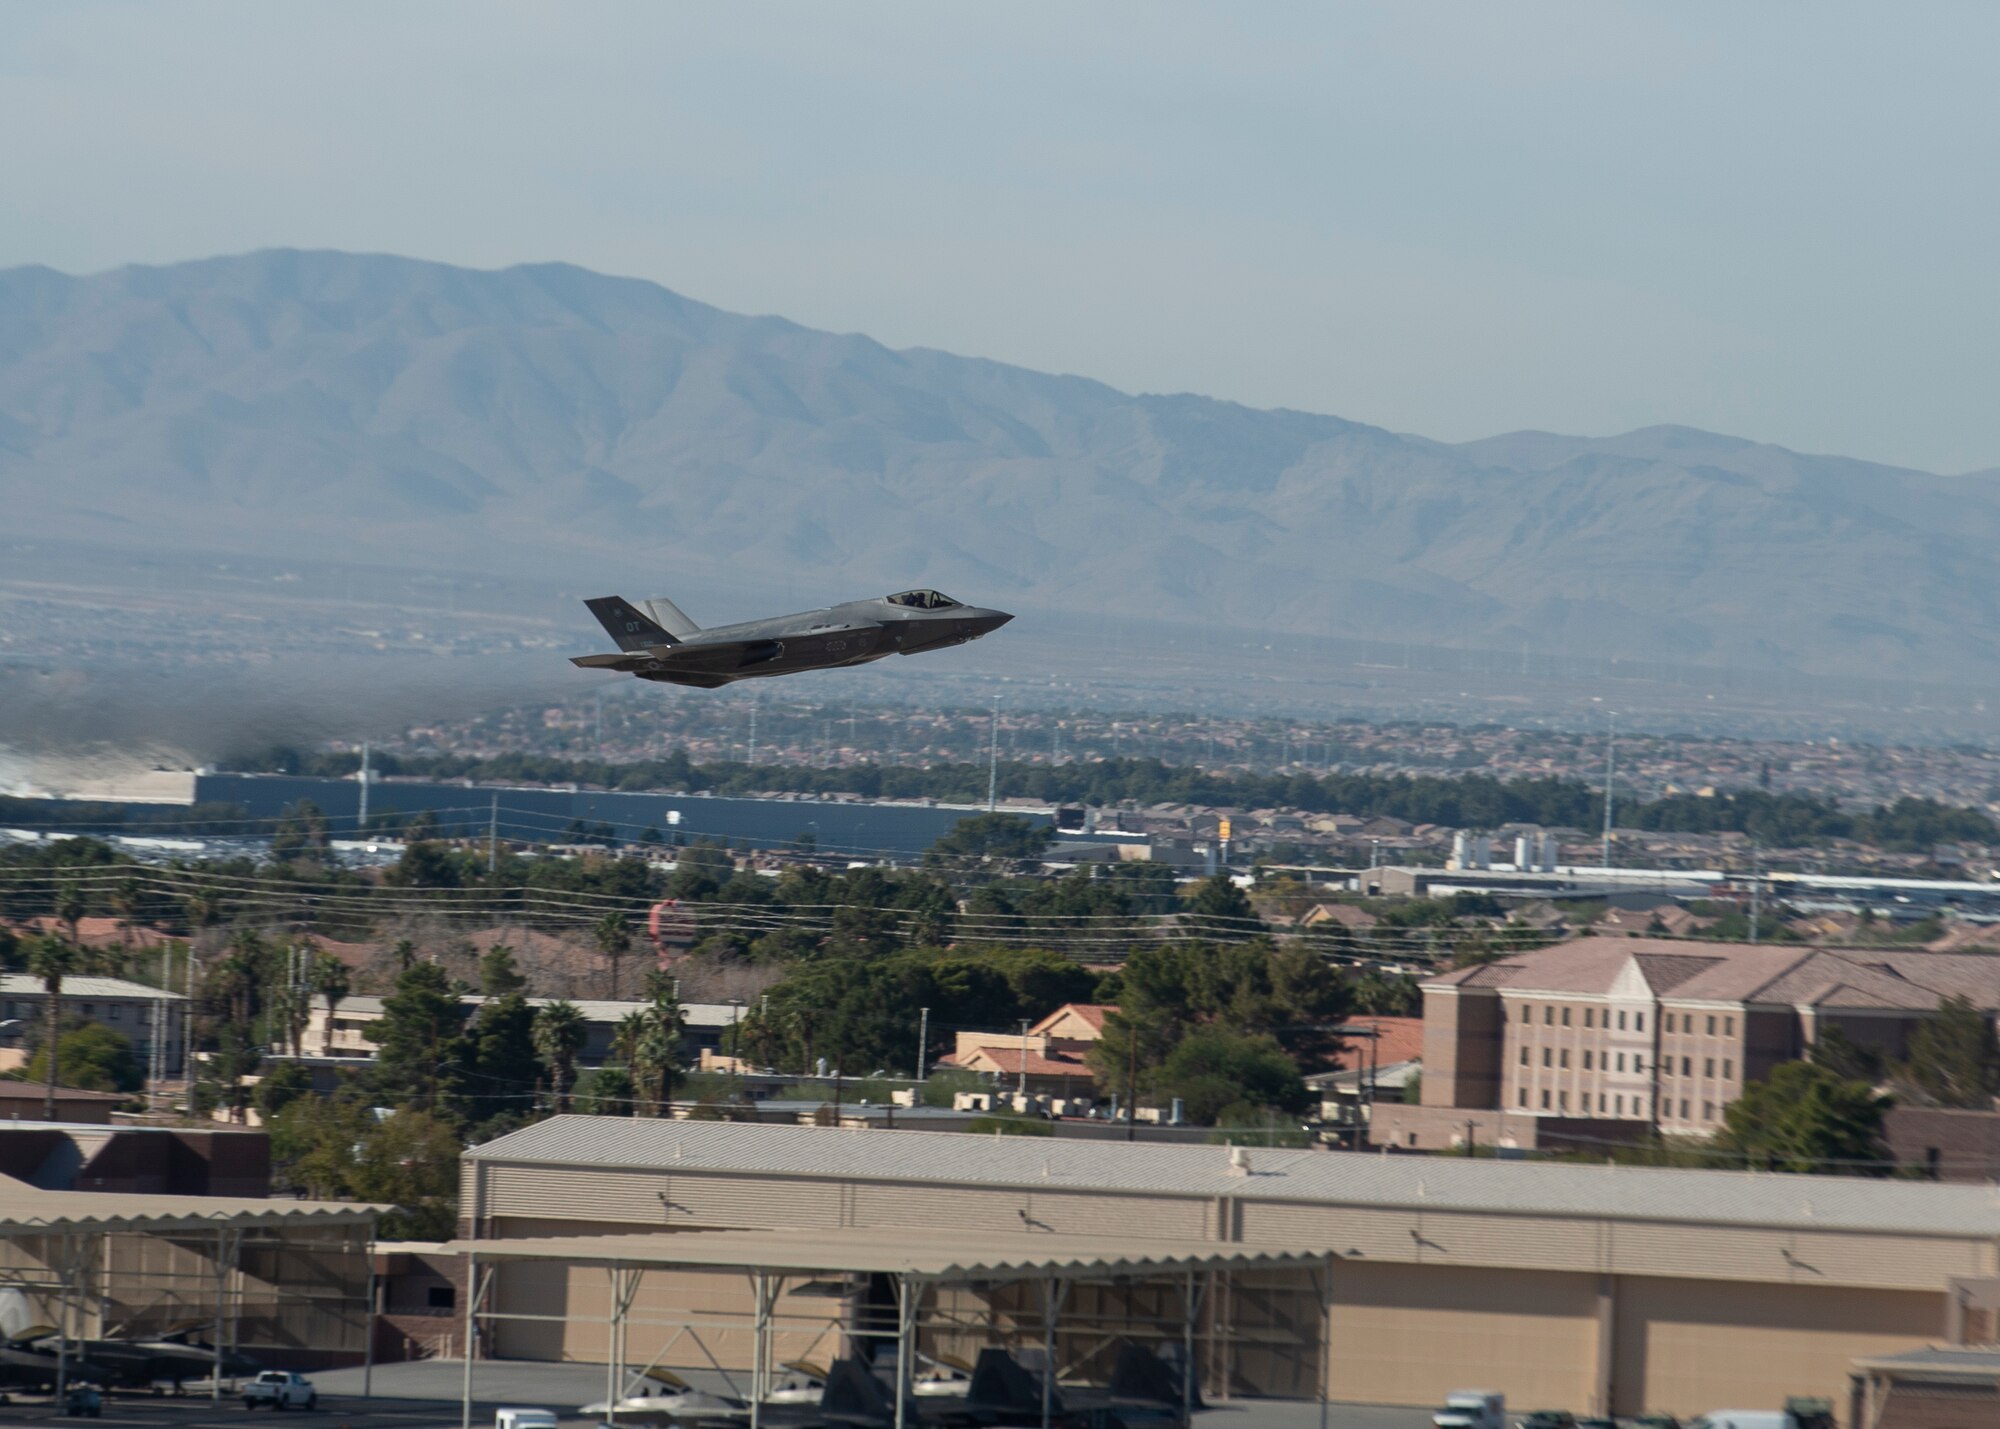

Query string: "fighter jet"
[[571, 589, 1012, 689]]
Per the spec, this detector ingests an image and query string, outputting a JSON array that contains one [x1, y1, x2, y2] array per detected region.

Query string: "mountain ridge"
[[3, 248, 1997, 684]]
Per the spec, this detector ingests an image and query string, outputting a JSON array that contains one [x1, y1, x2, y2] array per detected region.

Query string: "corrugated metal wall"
[[1326, 1260, 1599, 1410], [1612, 1275, 1942, 1419]]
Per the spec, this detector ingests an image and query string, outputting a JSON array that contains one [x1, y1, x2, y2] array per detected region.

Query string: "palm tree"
[[312, 952, 352, 1056], [594, 913, 634, 1000], [531, 1001, 588, 1113], [27, 936, 77, 1120], [54, 880, 86, 949]]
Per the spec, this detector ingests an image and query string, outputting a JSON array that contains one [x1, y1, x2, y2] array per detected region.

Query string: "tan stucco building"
[[459, 1116, 2000, 1422]]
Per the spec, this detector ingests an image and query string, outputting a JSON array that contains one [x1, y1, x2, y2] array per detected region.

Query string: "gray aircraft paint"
[[574, 589, 1012, 688]]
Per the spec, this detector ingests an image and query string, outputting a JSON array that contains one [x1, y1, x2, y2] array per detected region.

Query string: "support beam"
[[1181, 1269, 1197, 1429], [1038, 1277, 1069, 1429], [460, 1257, 489, 1429], [212, 1227, 227, 1401], [893, 1276, 911, 1429]]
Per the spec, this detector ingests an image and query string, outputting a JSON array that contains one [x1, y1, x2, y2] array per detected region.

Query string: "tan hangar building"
[[459, 1117, 2000, 1421]]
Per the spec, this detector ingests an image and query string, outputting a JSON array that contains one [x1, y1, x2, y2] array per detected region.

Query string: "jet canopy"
[[884, 589, 962, 610]]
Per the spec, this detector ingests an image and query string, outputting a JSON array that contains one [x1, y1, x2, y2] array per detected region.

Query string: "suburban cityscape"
[[5, 8, 1999, 1429]]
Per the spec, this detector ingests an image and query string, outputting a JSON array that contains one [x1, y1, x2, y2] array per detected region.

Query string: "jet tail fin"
[[642, 595, 701, 639], [585, 596, 677, 652]]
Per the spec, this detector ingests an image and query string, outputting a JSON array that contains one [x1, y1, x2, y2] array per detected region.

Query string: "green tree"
[[532, 1000, 588, 1113], [1183, 875, 1258, 939], [385, 840, 470, 889], [595, 912, 635, 1000], [351, 1110, 463, 1239], [26, 936, 77, 1117], [270, 799, 331, 863], [367, 960, 470, 1117], [1714, 1059, 1894, 1176], [253, 1058, 315, 1120], [924, 814, 1052, 875], [575, 1065, 634, 1116], [464, 992, 540, 1132], [24, 1021, 142, 1094], [54, 880, 86, 948], [479, 944, 529, 997], [312, 952, 352, 1056], [1904, 996, 2000, 1109], [1147, 1027, 1308, 1125], [269, 1092, 373, 1198], [1809, 1024, 1883, 1083]]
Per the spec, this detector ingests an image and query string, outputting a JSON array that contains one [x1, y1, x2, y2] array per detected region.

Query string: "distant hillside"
[[2, 248, 1998, 683]]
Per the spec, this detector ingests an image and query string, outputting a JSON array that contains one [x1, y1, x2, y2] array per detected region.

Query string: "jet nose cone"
[[971, 609, 1013, 637]]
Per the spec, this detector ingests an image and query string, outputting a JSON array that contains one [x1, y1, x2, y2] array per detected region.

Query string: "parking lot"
[[0, 1361, 1437, 1429]]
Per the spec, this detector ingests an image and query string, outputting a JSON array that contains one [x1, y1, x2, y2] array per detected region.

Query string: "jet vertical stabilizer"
[[643, 595, 702, 639]]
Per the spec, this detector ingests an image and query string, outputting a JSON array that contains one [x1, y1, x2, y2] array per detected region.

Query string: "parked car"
[[494, 1411, 559, 1429], [63, 1385, 103, 1418], [1520, 1414, 1577, 1429], [1434, 1391, 1505, 1429], [241, 1370, 317, 1410]]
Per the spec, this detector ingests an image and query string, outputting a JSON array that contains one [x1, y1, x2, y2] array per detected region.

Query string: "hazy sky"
[[4, 2, 1998, 472]]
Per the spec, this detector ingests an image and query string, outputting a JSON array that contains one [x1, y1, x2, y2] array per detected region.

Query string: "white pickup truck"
[[241, 1371, 318, 1411]]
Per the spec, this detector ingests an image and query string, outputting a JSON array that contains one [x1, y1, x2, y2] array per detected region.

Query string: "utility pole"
[[356, 742, 370, 834], [916, 1006, 929, 1083], [987, 697, 1001, 811], [1748, 842, 1762, 945], [1601, 712, 1617, 869], [1016, 1019, 1031, 1101], [487, 795, 500, 874], [1125, 1032, 1139, 1142]]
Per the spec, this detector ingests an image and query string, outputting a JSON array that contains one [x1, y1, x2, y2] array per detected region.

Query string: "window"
[[1541, 1089, 1551, 1109], [1598, 1092, 1607, 1112], [1706, 1015, 1717, 1035], [1521, 1004, 1533, 1022], [108, 1006, 122, 1021], [1583, 1050, 1593, 1070], [1518, 1088, 1528, 1107], [1519, 1046, 1529, 1066], [885, 589, 961, 609], [1561, 1007, 1571, 1026], [1617, 1010, 1627, 1030], [1703, 1102, 1715, 1121], [1725, 1016, 1735, 1036], [1544, 1005, 1554, 1025], [1542, 1047, 1552, 1067], [1584, 1008, 1594, 1028], [81, 1004, 96, 1018], [1559, 1091, 1568, 1111], [1723, 1059, 1734, 1079], [1616, 1053, 1626, 1072], [427, 1285, 457, 1310], [1704, 1058, 1715, 1077], [1664, 1013, 1675, 1033], [1615, 1094, 1625, 1115], [1635, 1013, 1645, 1032], [1680, 1099, 1690, 1119], [1560, 1049, 1570, 1068], [1682, 1056, 1692, 1077]]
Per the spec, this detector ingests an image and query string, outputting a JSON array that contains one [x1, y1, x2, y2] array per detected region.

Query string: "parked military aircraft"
[[571, 589, 1012, 689]]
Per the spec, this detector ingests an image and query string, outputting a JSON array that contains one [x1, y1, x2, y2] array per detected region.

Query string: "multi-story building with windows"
[[1387, 936, 2000, 1150], [0, 973, 188, 1078]]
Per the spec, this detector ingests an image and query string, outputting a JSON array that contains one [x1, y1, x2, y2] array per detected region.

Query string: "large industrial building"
[[460, 1116, 2000, 1421]]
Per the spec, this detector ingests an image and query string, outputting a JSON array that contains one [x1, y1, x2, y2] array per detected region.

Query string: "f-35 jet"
[[571, 588, 1012, 688]]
